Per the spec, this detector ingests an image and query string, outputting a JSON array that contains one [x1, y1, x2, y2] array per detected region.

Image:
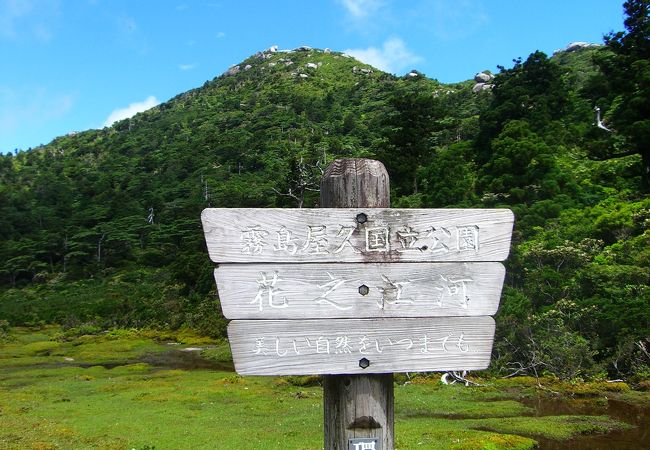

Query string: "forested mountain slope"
[[1, 2, 648, 379]]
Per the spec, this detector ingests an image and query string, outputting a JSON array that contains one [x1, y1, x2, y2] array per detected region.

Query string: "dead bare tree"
[[272, 156, 325, 208]]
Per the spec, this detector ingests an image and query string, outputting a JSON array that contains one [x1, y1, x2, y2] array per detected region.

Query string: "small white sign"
[[349, 438, 380, 450]]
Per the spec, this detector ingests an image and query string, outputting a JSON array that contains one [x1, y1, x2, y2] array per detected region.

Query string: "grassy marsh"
[[1, 327, 646, 449]]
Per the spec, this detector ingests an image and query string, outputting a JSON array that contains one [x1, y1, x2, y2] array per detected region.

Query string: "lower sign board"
[[215, 262, 505, 319], [228, 317, 495, 375]]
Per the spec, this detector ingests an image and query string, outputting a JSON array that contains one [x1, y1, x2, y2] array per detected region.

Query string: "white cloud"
[[179, 63, 197, 71], [344, 37, 422, 74], [338, 0, 383, 20], [424, 0, 489, 40], [0, 0, 34, 39], [103, 96, 159, 127], [216, 31, 225, 38], [0, 86, 73, 134], [0, 0, 59, 41]]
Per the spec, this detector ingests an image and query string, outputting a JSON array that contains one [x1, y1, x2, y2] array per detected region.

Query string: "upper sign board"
[[201, 208, 514, 263]]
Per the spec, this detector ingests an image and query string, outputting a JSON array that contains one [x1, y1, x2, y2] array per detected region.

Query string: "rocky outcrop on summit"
[[224, 65, 240, 76], [352, 66, 373, 75], [472, 83, 493, 93], [474, 72, 494, 83], [554, 41, 601, 54], [472, 72, 494, 93]]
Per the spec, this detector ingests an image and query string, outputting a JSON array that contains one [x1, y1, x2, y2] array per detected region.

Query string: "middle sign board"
[[215, 262, 505, 319]]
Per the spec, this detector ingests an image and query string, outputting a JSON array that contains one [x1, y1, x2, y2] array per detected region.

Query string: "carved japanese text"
[[250, 331, 474, 357]]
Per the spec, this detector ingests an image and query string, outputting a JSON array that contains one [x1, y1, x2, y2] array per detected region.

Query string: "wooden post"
[[321, 158, 394, 450]]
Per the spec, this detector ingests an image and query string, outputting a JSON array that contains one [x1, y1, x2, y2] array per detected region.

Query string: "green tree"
[[478, 120, 557, 205], [476, 51, 569, 159], [379, 78, 443, 196], [418, 141, 478, 207], [590, 0, 650, 188]]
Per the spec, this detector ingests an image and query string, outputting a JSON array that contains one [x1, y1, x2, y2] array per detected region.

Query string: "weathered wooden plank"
[[201, 208, 514, 263], [228, 317, 496, 375], [215, 262, 505, 319]]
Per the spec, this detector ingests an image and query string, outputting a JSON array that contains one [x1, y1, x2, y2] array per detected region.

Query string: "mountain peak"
[[220, 46, 378, 79], [553, 41, 602, 55]]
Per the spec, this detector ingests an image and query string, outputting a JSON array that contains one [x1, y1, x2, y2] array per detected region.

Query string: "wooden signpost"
[[201, 158, 514, 450]]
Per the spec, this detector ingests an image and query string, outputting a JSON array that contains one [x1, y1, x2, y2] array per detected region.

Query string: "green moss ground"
[[0, 327, 640, 449]]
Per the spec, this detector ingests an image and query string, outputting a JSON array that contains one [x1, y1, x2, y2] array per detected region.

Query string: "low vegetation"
[[2, 327, 646, 449]]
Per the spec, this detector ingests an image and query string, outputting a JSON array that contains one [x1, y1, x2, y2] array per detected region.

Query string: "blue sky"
[[1, 0, 625, 154]]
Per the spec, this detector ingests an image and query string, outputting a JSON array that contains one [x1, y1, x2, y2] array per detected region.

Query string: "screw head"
[[356, 213, 368, 224], [358, 285, 369, 296], [359, 358, 370, 369]]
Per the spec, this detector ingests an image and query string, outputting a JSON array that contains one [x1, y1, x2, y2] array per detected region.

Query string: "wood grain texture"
[[321, 158, 394, 450], [215, 262, 505, 319], [320, 158, 390, 208], [228, 317, 496, 376], [201, 208, 514, 263], [324, 374, 393, 449]]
